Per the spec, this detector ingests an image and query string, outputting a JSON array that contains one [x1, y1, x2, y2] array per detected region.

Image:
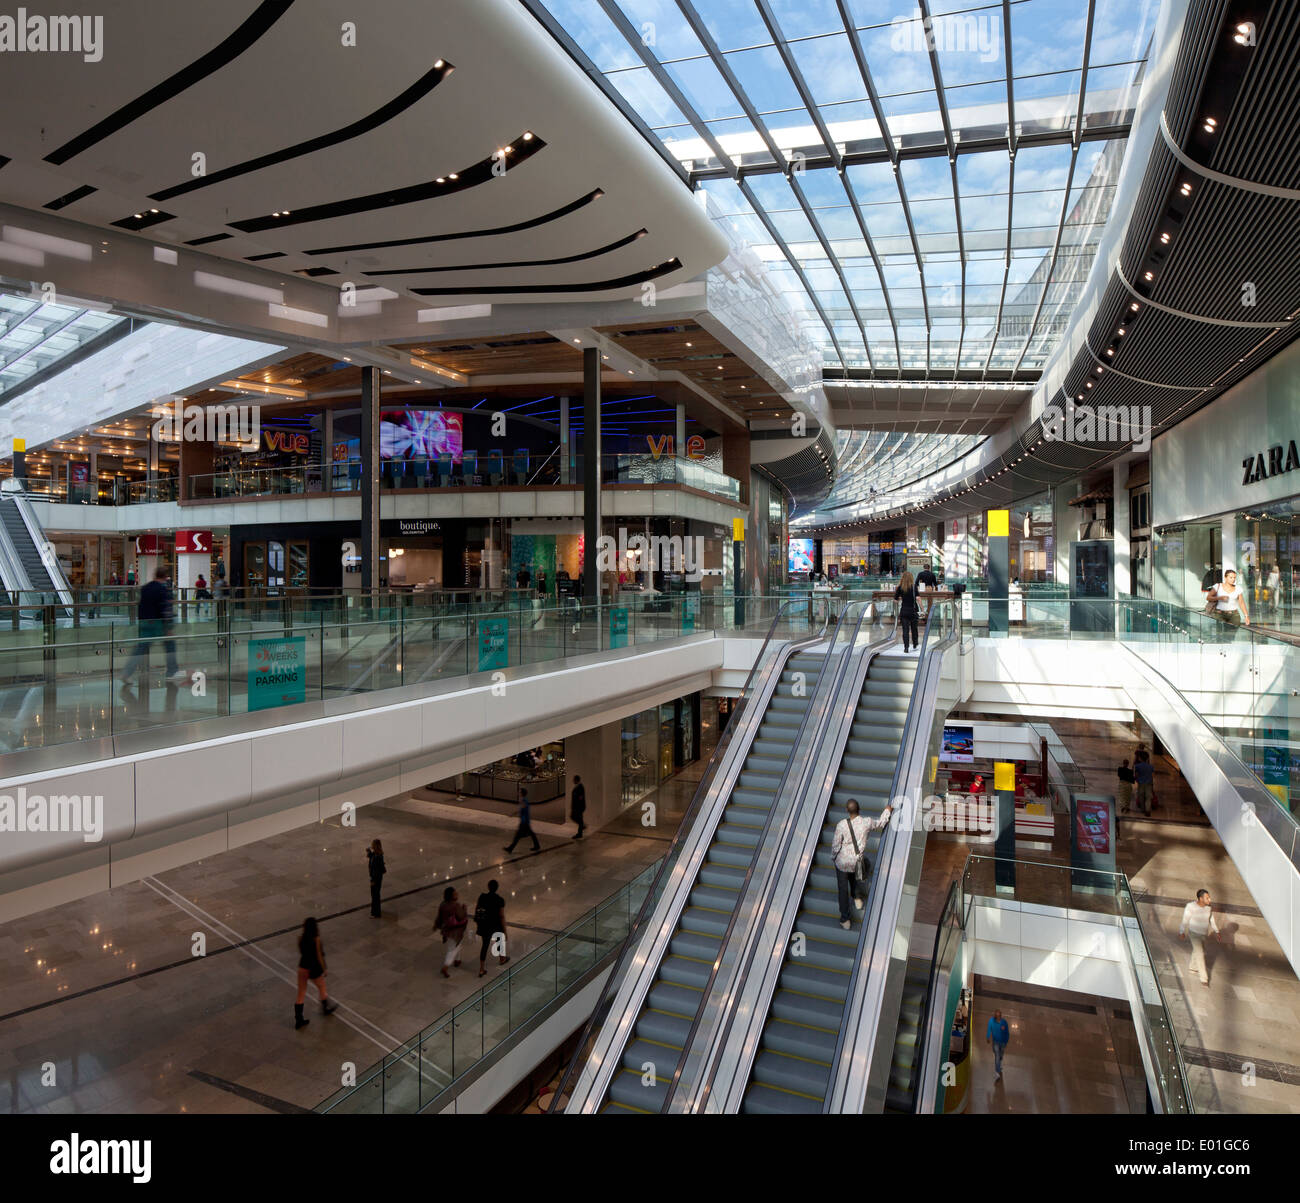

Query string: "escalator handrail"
[[548, 598, 832, 1112], [693, 600, 893, 1112], [659, 599, 874, 1112], [11, 492, 74, 610], [0, 499, 33, 600], [822, 599, 962, 1111], [911, 876, 961, 1112]]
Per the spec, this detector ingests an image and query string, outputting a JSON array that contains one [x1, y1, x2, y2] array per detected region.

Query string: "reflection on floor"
[[968, 976, 1145, 1114], [0, 764, 704, 1114]]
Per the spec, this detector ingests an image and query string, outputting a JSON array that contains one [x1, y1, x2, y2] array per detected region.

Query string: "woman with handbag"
[[434, 886, 468, 978], [1208, 568, 1250, 631], [830, 799, 894, 929]]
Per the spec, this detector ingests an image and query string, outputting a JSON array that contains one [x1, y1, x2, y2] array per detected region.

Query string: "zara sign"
[[1242, 439, 1300, 485]]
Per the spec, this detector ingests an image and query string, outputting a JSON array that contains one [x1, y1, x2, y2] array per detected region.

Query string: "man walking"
[[570, 774, 587, 840], [120, 567, 187, 688], [504, 787, 540, 853], [1116, 757, 1135, 814], [1132, 750, 1154, 816], [830, 799, 893, 929], [986, 1008, 1010, 1079], [1179, 888, 1221, 987]]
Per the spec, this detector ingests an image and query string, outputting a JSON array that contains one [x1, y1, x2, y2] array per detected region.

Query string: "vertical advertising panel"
[[248, 637, 306, 711], [609, 607, 629, 649], [477, 617, 509, 671]]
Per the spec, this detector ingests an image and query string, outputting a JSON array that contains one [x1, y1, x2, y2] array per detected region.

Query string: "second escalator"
[[741, 650, 918, 1114]]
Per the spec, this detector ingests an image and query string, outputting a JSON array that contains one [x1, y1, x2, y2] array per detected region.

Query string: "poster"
[[477, 617, 509, 671], [248, 637, 306, 711], [941, 723, 974, 763], [610, 607, 629, 649], [788, 538, 814, 573], [681, 594, 699, 633], [1075, 798, 1111, 855]]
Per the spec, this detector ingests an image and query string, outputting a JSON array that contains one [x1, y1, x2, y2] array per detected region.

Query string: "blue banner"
[[609, 607, 629, 649], [477, 617, 509, 671]]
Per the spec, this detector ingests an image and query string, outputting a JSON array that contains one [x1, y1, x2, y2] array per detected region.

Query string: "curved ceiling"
[[0, 0, 727, 309]]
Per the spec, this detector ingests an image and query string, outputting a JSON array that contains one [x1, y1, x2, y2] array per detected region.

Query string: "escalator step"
[[742, 1082, 823, 1115], [778, 962, 850, 1002], [689, 884, 740, 912], [646, 981, 702, 1018], [660, 955, 713, 991], [636, 1009, 691, 1048], [770, 990, 844, 1029], [668, 929, 720, 962], [751, 1049, 831, 1098], [608, 1067, 669, 1112], [763, 1018, 839, 1062]]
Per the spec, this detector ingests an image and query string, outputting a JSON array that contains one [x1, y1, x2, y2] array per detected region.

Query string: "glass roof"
[[529, 0, 1158, 379], [0, 293, 126, 402]]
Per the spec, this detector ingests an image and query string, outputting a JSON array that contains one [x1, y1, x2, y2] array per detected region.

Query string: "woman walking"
[[474, 879, 510, 977], [434, 886, 468, 978], [895, 570, 920, 653], [294, 917, 338, 1029], [1209, 567, 1250, 633], [366, 838, 386, 918]]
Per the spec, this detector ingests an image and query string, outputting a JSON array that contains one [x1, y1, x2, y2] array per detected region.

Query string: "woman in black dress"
[[294, 917, 338, 1029], [895, 570, 920, 652], [474, 880, 510, 978]]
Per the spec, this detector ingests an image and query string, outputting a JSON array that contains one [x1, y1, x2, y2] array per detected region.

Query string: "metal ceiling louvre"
[[761, 426, 836, 516]]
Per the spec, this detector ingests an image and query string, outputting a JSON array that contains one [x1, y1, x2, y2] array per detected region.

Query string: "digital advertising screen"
[[380, 410, 463, 461], [940, 723, 974, 763], [788, 538, 815, 574], [1075, 798, 1111, 855]]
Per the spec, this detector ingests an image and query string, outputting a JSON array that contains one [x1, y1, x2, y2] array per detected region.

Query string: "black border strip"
[[44, 184, 97, 211], [364, 229, 647, 276], [111, 210, 175, 231], [305, 188, 604, 256], [228, 133, 546, 233], [245, 251, 284, 261], [185, 232, 232, 246], [44, 0, 296, 165], [411, 258, 682, 296], [149, 61, 454, 201]]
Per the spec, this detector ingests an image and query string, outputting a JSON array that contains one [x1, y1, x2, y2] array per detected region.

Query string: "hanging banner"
[[477, 617, 509, 672], [609, 607, 629, 648], [248, 637, 306, 711]]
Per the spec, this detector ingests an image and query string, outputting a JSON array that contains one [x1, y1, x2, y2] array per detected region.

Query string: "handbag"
[[845, 816, 869, 882]]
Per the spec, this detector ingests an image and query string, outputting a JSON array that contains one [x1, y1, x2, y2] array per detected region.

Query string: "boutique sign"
[[1242, 439, 1300, 485]]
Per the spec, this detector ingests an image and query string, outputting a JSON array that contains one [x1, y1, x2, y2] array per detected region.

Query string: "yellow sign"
[[994, 761, 1015, 792], [12, 438, 24, 453], [930, 755, 938, 783], [732, 518, 745, 542], [988, 509, 1009, 538]]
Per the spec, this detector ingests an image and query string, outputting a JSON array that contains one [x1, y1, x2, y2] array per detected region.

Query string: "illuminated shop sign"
[[1242, 439, 1299, 485]]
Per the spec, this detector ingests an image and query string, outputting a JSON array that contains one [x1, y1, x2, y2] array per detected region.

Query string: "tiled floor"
[[0, 764, 703, 1114], [915, 715, 1300, 1114]]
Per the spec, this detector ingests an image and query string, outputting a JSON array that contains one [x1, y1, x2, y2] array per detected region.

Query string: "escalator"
[[741, 650, 918, 1113], [604, 649, 824, 1113], [884, 959, 931, 1113], [0, 490, 72, 607]]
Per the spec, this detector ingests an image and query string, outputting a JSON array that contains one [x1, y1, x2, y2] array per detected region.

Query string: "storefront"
[[621, 693, 701, 807], [1152, 337, 1300, 632]]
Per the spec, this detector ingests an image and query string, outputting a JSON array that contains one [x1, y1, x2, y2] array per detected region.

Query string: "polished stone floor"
[[968, 976, 1146, 1114], [0, 766, 702, 1114]]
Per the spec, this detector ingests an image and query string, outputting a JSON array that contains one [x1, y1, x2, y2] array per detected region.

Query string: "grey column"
[[675, 403, 686, 457], [360, 367, 381, 593], [582, 349, 602, 604], [559, 396, 570, 485]]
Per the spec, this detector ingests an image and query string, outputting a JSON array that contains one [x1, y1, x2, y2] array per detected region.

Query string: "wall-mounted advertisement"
[[788, 538, 815, 573], [1075, 798, 1112, 855], [380, 410, 463, 461], [944, 516, 968, 578], [940, 723, 974, 763]]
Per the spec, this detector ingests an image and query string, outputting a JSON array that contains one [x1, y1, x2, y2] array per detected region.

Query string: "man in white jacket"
[[831, 799, 894, 929], [1179, 888, 1221, 986]]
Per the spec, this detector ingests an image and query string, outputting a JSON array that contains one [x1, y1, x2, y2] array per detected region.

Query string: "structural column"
[[987, 508, 1009, 635], [675, 403, 686, 458], [1112, 462, 1131, 598], [581, 348, 602, 604], [359, 366, 381, 593], [559, 395, 571, 485]]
